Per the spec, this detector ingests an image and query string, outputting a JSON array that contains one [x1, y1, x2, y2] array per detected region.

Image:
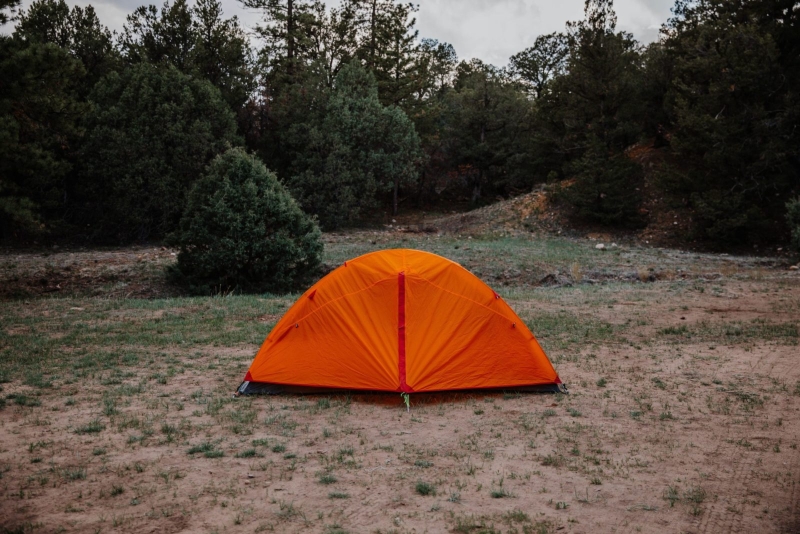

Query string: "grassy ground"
[[1, 233, 799, 533]]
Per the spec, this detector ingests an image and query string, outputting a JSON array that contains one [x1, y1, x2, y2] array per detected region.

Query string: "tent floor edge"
[[236, 381, 567, 396]]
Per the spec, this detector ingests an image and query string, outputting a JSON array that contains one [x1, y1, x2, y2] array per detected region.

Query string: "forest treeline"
[[2, 0, 800, 248]]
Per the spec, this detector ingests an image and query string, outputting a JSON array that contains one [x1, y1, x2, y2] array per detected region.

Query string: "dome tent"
[[238, 249, 563, 394]]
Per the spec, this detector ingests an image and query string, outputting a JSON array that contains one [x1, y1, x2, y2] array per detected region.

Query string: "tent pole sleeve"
[[398, 271, 410, 392]]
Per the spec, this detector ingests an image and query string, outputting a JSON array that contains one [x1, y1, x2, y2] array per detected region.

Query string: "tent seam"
[[268, 276, 397, 338], [407, 273, 515, 323]]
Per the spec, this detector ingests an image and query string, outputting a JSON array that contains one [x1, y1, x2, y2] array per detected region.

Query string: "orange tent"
[[238, 249, 562, 394]]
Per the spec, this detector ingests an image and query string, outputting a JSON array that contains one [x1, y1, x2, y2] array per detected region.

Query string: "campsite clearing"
[[1, 232, 799, 533]]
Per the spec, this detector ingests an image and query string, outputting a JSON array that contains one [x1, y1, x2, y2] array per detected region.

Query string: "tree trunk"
[[393, 176, 399, 216], [287, 0, 294, 76], [471, 169, 482, 204]]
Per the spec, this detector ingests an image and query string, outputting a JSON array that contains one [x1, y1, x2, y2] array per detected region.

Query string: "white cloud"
[[2, 0, 676, 65]]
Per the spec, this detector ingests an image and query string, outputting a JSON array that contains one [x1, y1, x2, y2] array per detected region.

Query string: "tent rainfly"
[[238, 249, 563, 394]]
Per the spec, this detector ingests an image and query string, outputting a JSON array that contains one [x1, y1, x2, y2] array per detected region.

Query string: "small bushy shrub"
[[170, 148, 322, 294]]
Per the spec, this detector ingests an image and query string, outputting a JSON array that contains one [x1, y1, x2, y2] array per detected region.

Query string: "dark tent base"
[[236, 381, 566, 396]]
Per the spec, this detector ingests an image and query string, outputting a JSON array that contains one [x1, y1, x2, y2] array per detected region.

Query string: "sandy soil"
[[1, 242, 799, 533]]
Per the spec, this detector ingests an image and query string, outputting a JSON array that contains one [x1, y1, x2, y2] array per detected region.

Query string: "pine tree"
[[16, 0, 118, 95], [554, 0, 645, 226], [241, 0, 322, 81], [659, 0, 800, 244], [121, 0, 197, 71], [0, 0, 20, 24], [170, 148, 322, 294], [121, 0, 254, 111], [81, 63, 240, 241], [350, 0, 420, 107], [0, 37, 84, 238], [285, 62, 422, 227], [442, 60, 533, 203]]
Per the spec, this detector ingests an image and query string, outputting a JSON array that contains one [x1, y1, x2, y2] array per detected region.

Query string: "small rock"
[[595, 243, 606, 250], [247, 474, 255, 479], [790, 265, 799, 271]]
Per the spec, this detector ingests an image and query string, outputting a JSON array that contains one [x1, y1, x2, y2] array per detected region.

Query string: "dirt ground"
[[1, 233, 799, 534]]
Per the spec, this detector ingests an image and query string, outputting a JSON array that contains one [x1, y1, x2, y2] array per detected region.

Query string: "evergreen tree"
[[241, 0, 322, 81], [408, 38, 457, 203], [509, 32, 569, 99], [442, 60, 533, 203], [16, 0, 118, 97], [121, 0, 197, 71], [82, 63, 240, 241], [286, 62, 422, 227], [554, 0, 645, 226], [0, 0, 20, 25], [122, 0, 253, 110], [170, 147, 322, 294], [350, 0, 420, 108], [659, 0, 800, 243], [0, 36, 84, 238]]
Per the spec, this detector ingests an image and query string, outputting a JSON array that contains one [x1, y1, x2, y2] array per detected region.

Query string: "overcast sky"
[[2, 0, 675, 66]]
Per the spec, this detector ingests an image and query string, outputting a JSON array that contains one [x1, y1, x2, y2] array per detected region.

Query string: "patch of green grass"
[[187, 442, 222, 458], [540, 454, 563, 467], [75, 419, 105, 434], [323, 524, 349, 534], [24, 371, 52, 388], [328, 492, 349, 499], [102, 398, 118, 416], [415, 481, 436, 496], [660, 325, 689, 335], [490, 488, 513, 498], [664, 485, 680, 507], [414, 459, 433, 468], [61, 467, 87, 481], [235, 448, 263, 458], [318, 472, 337, 485], [8, 394, 41, 407], [502, 509, 530, 524], [271, 443, 286, 453], [451, 514, 500, 534]]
